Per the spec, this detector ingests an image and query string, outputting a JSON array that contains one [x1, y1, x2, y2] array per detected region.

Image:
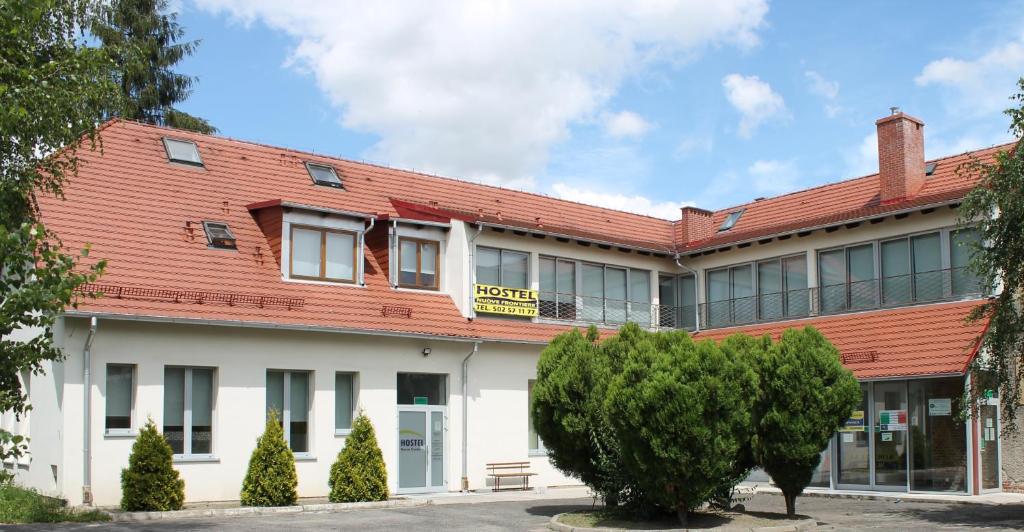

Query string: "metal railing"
[[538, 292, 656, 328]]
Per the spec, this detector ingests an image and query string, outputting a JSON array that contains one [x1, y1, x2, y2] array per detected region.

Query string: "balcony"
[[538, 292, 657, 328]]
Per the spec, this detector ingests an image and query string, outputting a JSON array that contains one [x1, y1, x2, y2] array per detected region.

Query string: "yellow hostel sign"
[[473, 284, 538, 317]]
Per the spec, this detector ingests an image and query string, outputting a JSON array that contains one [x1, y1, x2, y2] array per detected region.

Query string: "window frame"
[[164, 366, 217, 460], [105, 363, 136, 436], [162, 137, 204, 167], [658, 273, 697, 329], [334, 372, 357, 436], [202, 220, 237, 250], [305, 161, 344, 189], [288, 224, 359, 283], [397, 237, 441, 290], [537, 254, 652, 326], [475, 246, 530, 288], [719, 209, 745, 232], [705, 252, 808, 325], [266, 369, 314, 457], [527, 379, 547, 456]]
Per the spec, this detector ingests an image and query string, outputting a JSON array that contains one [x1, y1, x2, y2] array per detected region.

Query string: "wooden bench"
[[486, 461, 537, 491]]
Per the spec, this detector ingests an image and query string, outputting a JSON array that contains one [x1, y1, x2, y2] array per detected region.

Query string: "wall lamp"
[[422, 347, 432, 357]]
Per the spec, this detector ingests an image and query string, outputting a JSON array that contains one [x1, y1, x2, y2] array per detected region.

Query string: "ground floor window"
[[527, 380, 546, 454], [267, 370, 311, 453], [105, 364, 135, 433], [335, 372, 356, 434], [397, 373, 447, 405], [164, 367, 215, 456]]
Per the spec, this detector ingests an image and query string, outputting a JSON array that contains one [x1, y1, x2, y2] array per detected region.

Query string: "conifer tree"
[[329, 412, 388, 502], [240, 410, 298, 507], [120, 418, 185, 511]]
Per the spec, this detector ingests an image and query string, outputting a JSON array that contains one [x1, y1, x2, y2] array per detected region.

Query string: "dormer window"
[[398, 237, 439, 290], [289, 225, 356, 283], [719, 209, 744, 232], [202, 221, 237, 250], [163, 137, 203, 166], [305, 162, 343, 188]]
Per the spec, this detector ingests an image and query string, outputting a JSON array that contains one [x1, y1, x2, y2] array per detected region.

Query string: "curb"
[[755, 488, 1014, 506], [548, 513, 818, 532], [106, 498, 430, 522]]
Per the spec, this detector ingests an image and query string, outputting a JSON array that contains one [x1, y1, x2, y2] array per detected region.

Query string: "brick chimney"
[[674, 206, 714, 246], [876, 108, 925, 204]]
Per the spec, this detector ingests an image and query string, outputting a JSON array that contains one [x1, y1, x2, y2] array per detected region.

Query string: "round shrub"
[[240, 410, 298, 506], [120, 418, 185, 511], [329, 412, 388, 502]]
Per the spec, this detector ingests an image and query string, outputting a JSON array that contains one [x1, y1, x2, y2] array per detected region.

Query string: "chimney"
[[675, 206, 714, 246], [876, 107, 925, 204]]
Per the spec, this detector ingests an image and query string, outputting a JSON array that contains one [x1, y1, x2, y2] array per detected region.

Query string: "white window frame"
[[162, 137, 204, 166], [267, 369, 314, 458], [527, 380, 547, 456], [334, 372, 358, 436], [165, 366, 217, 461], [104, 363, 137, 436]]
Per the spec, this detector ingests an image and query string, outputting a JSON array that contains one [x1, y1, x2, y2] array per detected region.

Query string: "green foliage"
[[240, 411, 298, 507], [120, 419, 185, 511], [0, 484, 109, 523], [0, 0, 116, 456], [604, 326, 757, 525], [328, 413, 389, 503], [959, 78, 1024, 427], [92, 0, 216, 133], [0, 431, 29, 485], [752, 327, 860, 517]]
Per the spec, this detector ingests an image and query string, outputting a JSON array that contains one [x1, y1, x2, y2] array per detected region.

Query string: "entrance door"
[[873, 381, 909, 490], [837, 383, 871, 489], [398, 406, 446, 493], [978, 402, 1001, 492]]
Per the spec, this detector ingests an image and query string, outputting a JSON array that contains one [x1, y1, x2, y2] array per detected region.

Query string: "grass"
[[0, 483, 110, 524]]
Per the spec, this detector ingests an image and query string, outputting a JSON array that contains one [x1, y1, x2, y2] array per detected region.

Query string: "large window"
[[476, 247, 528, 288], [819, 243, 875, 313], [399, 238, 439, 289], [541, 259, 650, 326], [335, 372, 356, 434], [397, 373, 447, 405], [950, 228, 982, 295], [539, 257, 576, 320], [756, 255, 809, 320], [267, 370, 311, 454], [528, 380, 546, 455], [707, 264, 754, 327], [290, 225, 357, 283], [164, 367, 215, 457], [880, 232, 942, 305], [658, 274, 696, 329], [105, 364, 135, 433]]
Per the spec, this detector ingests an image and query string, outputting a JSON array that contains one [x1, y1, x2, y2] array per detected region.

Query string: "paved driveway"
[[2, 494, 1022, 531]]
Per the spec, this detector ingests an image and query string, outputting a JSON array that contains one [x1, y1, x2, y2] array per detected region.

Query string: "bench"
[[486, 461, 537, 491]]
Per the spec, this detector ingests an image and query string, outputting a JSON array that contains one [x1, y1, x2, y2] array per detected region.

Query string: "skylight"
[[305, 162, 343, 188], [925, 162, 937, 176], [163, 137, 203, 166], [202, 221, 237, 250], [719, 209, 744, 232]]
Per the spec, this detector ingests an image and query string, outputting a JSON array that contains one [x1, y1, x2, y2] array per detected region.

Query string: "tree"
[[328, 412, 389, 503], [240, 411, 298, 507], [959, 78, 1024, 426], [92, 0, 216, 134], [604, 327, 757, 526], [120, 419, 185, 511], [752, 327, 860, 517], [0, 0, 117, 463]]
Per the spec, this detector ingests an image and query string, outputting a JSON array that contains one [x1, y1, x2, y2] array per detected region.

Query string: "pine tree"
[[120, 419, 185, 511], [240, 410, 298, 507], [328, 412, 389, 502], [92, 0, 216, 133]]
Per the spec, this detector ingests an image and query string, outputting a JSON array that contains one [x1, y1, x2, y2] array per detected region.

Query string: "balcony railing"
[[538, 292, 657, 328]]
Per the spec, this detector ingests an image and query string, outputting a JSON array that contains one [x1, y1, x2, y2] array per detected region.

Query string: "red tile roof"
[[692, 300, 987, 379]]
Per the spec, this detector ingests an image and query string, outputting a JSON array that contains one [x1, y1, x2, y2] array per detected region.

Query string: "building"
[[2, 110, 1019, 506]]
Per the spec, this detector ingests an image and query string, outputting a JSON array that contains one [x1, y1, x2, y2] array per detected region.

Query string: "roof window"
[[925, 162, 937, 176], [305, 162, 343, 188], [163, 137, 203, 166], [202, 221, 237, 250], [719, 209, 744, 232]]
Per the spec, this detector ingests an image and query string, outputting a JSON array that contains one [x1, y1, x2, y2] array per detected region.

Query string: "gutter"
[[673, 255, 700, 333], [461, 342, 480, 491], [82, 317, 98, 505]]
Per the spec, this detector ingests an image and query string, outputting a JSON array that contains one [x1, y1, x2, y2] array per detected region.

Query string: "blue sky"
[[172, 0, 1023, 217]]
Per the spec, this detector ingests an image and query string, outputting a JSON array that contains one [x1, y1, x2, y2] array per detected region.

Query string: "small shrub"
[[240, 410, 298, 507], [329, 412, 388, 502], [120, 418, 185, 512], [0, 484, 109, 523]]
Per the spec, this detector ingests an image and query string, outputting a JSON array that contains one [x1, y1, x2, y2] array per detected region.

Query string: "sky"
[[169, 0, 1024, 218]]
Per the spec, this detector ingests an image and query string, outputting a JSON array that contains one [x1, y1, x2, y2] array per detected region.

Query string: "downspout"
[[360, 218, 375, 286], [82, 317, 98, 505], [674, 255, 700, 333], [461, 341, 480, 492], [467, 223, 484, 316]]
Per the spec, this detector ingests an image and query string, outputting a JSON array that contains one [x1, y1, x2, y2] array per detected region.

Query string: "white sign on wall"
[[928, 398, 952, 416]]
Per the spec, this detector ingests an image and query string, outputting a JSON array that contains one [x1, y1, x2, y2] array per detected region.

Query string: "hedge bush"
[[329, 412, 388, 502], [120, 419, 184, 511], [240, 410, 298, 507]]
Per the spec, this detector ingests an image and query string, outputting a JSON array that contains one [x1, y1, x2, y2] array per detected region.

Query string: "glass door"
[[837, 383, 871, 488], [397, 406, 447, 493], [979, 402, 1001, 492], [873, 381, 909, 489]]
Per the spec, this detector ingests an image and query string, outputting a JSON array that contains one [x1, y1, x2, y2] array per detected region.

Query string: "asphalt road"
[[2, 494, 1022, 531]]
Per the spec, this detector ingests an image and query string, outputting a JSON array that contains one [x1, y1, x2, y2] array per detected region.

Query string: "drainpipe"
[[388, 220, 398, 287], [674, 255, 700, 333], [82, 317, 98, 505], [360, 218, 375, 286], [461, 341, 480, 492], [467, 224, 484, 317]]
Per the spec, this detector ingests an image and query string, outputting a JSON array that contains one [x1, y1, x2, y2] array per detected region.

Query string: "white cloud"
[[843, 132, 878, 178], [916, 40, 1024, 116], [721, 73, 788, 138], [550, 183, 694, 220], [747, 159, 800, 195], [603, 110, 652, 139], [674, 135, 713, 158], [804, 70, 839, 100], [195, 0, 769, 184]]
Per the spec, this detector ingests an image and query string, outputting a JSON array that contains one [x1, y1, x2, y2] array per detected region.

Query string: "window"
[[398, 238, 439, 289], [819, 243, 875, 313], [476, 247, 528, 288], [719, 209, 744, 231], [164, 367, 215, 457], [658, 274, 696, 329], [706, 264, 754, 326], [756, 254, 809, 320], [267, 370, 311, 454], [539, 257, 577, 320], [162, 137, 203, 166], [289, 225, 357, 283], [335, 373, 356, 434], [541, 259, 650, 326], [880, 232, 942, 305], [202, 221, 237, 250], [951, 228, 982, 296], [105, 365, 134, 433], [397, 373, 447, 405], [305, 162, 343, 188], [528, 380, 546, 454]]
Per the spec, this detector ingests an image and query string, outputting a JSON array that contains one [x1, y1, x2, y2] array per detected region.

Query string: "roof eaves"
[[245, 199, 377, 220], [477, 220, 673, 255]]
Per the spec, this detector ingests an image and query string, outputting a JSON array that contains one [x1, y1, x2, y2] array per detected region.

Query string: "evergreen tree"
[[240, 410, 298, 507], [328, 413, 388, 502], [752, 327, 860, 517], [92, 0, 216, 133], [120, 419, 185, 511]]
